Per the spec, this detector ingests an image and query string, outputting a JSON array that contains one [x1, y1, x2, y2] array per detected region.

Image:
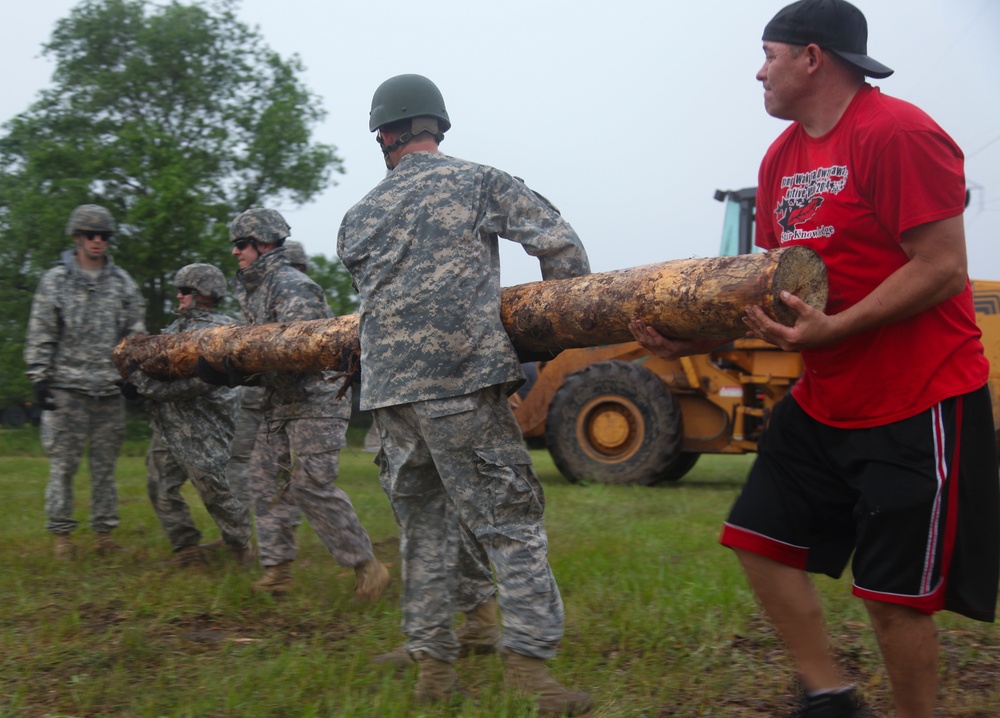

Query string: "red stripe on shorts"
[[720, 522, 808, 569]]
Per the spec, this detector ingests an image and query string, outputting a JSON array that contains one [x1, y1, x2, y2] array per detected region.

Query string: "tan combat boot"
[[372, 644, 413, 668], [374, 596, 502, 667], [95, 532, 125, 555], [158, 544, 207, 568], [456, 597, 501, 656], [412, 651, 465, 704], [354, 558, 391, 603], [251, 561, 293, 595], [199, 537, 226, 551], [227, 539, 257, 566], [53, 533, 74, 561], [502, 649, 594, 717]]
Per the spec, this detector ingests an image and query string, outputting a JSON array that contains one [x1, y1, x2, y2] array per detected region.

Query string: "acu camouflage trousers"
[[226, 398, 263, 506], [146, 431, 251, 552], [248, 417, 375, 568], [41, 389, 125, 535], [373, 385, 564, 663]]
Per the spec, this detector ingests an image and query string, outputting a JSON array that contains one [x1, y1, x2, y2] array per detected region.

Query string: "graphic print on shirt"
[[774, 165, 848, 243]]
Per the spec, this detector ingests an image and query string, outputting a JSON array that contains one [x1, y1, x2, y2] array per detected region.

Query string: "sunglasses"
[[76, 231, 113, 242], [177, 287, 195, 296], [232, 237, 255, 251]]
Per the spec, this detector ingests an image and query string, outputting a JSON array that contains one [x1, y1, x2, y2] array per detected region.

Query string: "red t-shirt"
[[756, 85, 987, 428]]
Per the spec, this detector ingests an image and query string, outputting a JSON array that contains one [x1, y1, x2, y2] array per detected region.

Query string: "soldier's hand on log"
[[223, 357, 261, 387], [514, 347, 563, 363], [743, 291, 839, 351], [119, 380, 140, 401], [196, 356, 232, 386], [627, 320, 728, 360], [33, 381, 58, 411], [115, 361, 140, 399], [339, 346, 362, 386], [197, 356, 262, 387]]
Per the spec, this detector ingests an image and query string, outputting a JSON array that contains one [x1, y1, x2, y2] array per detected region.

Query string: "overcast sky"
[[6, 0, 1000, 286]]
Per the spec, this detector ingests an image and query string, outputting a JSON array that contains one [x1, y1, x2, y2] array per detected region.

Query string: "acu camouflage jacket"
[[24, 248, 147, 396], [337, 151, 590, 410], [232, 245, 350, 421], [130, 307, 240, 473]]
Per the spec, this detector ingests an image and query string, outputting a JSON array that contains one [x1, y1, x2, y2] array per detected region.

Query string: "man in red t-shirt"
[[630, 1, 999, 717]]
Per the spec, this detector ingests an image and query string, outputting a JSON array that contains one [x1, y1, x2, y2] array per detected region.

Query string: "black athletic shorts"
[[720, 385, 999, 622]]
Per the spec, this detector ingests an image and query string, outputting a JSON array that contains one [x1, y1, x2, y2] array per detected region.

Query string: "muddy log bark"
[[114, 247, 826, 380], [502, 245, 827, 355], [115, 315, 360, 381]]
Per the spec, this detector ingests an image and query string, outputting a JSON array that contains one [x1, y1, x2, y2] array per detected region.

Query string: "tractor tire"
[[545, 360, 682, 485], [657, 452, 701, 483]]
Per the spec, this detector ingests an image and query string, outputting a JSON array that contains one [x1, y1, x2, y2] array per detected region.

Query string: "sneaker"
[[795, 688, 867, 718]]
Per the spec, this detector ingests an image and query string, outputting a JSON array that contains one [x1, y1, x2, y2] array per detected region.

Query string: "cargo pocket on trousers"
[[473, 443, 545, 525]]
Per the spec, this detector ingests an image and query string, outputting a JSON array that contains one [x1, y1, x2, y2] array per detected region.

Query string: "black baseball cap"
[[763, 0, 894, 78]]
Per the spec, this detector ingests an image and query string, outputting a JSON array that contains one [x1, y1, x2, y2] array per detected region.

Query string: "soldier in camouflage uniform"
[[282, 240, 309, 273], [198, 208, 390, 601], [120, 264, 254, 567], [225, 384, 263, 506], [337, 74, 593, 715], [224, 243, 308, 512], [25, 205, 147, 560]]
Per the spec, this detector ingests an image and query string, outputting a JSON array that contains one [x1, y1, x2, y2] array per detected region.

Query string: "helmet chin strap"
[[377, 132, 408, 170], [377, 117, 444, 170]]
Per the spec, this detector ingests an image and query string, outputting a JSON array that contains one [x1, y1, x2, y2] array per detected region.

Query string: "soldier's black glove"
[[514, 346, 563, 363], [225, 357, 262, 387], [33, 381, 58, 411], [196, 356, 230, 386], [115, 360, 141, 400], [119, 381, 140, 401], [196, 356, 260, 388]]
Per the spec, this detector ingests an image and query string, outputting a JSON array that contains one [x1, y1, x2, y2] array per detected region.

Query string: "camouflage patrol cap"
[[283, 240, 309, 273], [174, 263, 228, 301], [66, 204, 116, 235], [230, 208, 290, 245]]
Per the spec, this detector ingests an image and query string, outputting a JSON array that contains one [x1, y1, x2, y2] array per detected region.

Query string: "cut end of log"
[[772, 246, 828, 326]]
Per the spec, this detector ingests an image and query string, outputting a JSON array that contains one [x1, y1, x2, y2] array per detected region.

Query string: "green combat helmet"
[[174, 263, 227, 302], [369, 73, 451, 133], [66, 204, 116, 236], [369, 74, 450, 169], [230, 208, 290, 246], [283, 240, 309, 273]]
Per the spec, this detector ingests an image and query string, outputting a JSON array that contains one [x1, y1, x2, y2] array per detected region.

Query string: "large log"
[[114, 246, 827, 381], [501, 245, 826, 354]]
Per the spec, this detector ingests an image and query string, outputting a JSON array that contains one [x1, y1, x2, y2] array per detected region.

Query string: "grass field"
[[0, 425, 996, 717]]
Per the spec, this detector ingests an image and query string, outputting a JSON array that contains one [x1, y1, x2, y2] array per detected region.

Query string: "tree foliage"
[[308, 253, 359, 317], [0, 0, 343, 402]]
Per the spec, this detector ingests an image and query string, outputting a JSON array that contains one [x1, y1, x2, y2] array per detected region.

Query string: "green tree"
[[0, 0, 342, 403], [308, 253, 359, 317]]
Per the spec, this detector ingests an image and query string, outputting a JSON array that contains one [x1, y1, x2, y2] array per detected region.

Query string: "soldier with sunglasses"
[[24, 204, 147, 560], [120, 264, 254, 569], [198, 208, 390, 602]]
